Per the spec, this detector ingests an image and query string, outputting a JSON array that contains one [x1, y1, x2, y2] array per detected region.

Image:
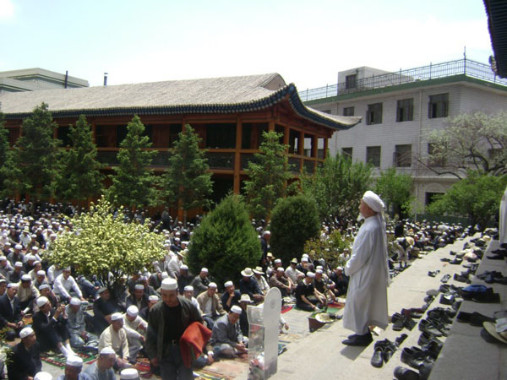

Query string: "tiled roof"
[[0, 73, 360, 130], [485, 0, 507, 77]]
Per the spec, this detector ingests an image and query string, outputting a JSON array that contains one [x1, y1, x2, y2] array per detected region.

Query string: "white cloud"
[[0, 0, 14, 20]]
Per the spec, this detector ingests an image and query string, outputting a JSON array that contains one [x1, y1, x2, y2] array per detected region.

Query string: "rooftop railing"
[[299, 58, 507, 102]]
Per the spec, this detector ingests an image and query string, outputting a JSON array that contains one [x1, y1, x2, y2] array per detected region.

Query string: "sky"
[[0, 0, 494, 90]]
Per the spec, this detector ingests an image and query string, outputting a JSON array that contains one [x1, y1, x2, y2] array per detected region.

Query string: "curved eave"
[[3, 84, 360, 130]]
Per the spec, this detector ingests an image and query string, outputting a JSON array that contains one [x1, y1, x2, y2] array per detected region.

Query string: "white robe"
[[343, 216, 389, 334], [500, 186, 507, 244]]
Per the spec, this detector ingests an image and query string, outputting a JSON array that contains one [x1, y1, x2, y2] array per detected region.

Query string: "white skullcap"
[[39, 284, 50, 290], [70, 297, 81, 306], [15, 244, 22, 250], [37, 270, 46, 276], [224, 281, 233, 288], [307, 272, 315, 278], [100, 346, 116, 355], [274, 259, 282, 264], [362, 190, 384, 213], [201, 267, 208, 273], [337, 266, 343, 271], [161, 278, 178, 291], [120, 368, 139, 380], [148, 295, 159, 302], [161, 272, 169, 279], [134, 284, 144, 290], [316, 269, 323, 274], [66, 355, 83, 367], [208, 282, 217, 288], [7, 282, 18, 288], [34, 372, 53, 380], [36, 296, 49, 307], [31, 246, 39, 251], [19, 326, 34, 339], [111, 312, 123, 321], [0, 256, 6, 261], [127, 305, 139, 317], [301, 257, 309, 263], [25, 255, 35, 261], [184, 285, 194, 292], [14, 261, 23, 267], [316, 265, 323, 270], [277, 267, 284, 272], [230, 305, 242, 315], [21, 274, 31, 281], [180, 264, 188, 270]]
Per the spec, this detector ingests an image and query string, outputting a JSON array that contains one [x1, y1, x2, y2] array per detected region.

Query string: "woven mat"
[[41, 350, 96, 369]]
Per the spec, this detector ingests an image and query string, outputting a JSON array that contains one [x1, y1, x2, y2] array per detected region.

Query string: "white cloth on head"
[[343, 215, 389, 335], [500, 186, 507, 244], [362, 190, 384, 213]]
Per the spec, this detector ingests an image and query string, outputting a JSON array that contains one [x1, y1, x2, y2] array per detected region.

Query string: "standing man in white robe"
[[499, 186, 507, 245], [342, 191, 389, 346]]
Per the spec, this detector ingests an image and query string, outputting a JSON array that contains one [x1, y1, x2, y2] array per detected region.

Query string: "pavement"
[[36, 233, 506, 379]]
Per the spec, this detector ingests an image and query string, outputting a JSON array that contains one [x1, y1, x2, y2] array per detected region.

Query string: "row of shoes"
[[370, 333, 407, 368], [477, 270, 507, 284]]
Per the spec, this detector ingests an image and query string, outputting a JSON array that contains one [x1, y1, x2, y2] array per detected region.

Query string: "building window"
[[366, 103, 383, 125], [343, 107, 355, 116], [428, 93, 449, 119], [345, 74, 357, 89], [396, 98, 414, 122], [394, 144, 412, 167], [342, 147, 353, 158], [425, 192, 443, 206], [366, 146, 381, 167]]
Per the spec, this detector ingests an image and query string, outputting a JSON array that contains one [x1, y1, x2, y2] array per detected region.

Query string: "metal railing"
[[299, 58, 507, 102]]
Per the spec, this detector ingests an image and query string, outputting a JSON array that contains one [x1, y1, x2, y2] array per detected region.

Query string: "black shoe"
[[371, 346, 384, 368], [395, 333, 408, 346], [342, 332, 373, 346], [394, 366, 420, 380]]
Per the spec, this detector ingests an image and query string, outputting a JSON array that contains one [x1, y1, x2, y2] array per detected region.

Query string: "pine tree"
[[163, 125, 213, 223], [243, 131, 291, 221], [57, 115, 104, 204], [16, 103, 61, 200], [106, 115, 159, 209]]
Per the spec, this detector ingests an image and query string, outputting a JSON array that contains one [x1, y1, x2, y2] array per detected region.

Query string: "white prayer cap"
[[180, 264, 188, 270], [25, 255, 35, 261], [301, 257, 309, 263], [21, 274, 32, 281], [14, 244, 22, 250], [134, 284, 144, 290], [277, 267, 284, 272], [37, 270, 46, 276], [39, 284, 50, 290], [208, 282, 217, 289], [63, 266, 71, 271], [14, 261, 23, 268], [70, 297, 81, 306], [362, 190, 384, 213], [66, 355, 83, 367], [19, 326, 35, 339], [336, 266, 343, 271], [36, 296, 49, 307], [316, 265, 323, 270], [99, 346, 116, 355], [148, 295, 159, 302], [161, 278, 178, 291], [161, 272, 169, 279], [127, 305, 139, 317], [31, 246, 39, 251], [230, 305, 242, 315], [274, 259, 282, 264], [34, 372, 53, 380], [184, 285, 194, 292], [0, 256, 6, 261], [201, 267, 208, 273], [224, 281, 233, 288], [120, 368, 139, 380], [306, 272, 315, 278], [111, 312, 123, 321]]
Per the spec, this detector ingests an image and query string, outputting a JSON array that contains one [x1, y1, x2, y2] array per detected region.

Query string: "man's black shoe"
[[342, 332, 373, 346]]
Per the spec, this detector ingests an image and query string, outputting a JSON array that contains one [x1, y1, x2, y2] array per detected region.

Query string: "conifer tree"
[[106, 115, 159, 209], [57, 115, 104, 204], [163, 125, 213, 223]]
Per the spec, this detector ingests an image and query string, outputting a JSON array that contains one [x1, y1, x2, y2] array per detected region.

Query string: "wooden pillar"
[[268, 121, 275, 131], [234, 118, 242, 194], [298, 131, 304, 172]]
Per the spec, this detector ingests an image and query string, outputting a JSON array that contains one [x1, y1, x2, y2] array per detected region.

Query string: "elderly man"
[[177, 265, 192, 294], [209, 306, 247, 359], [196, 282, 225, 329], [123, 306, 147, 363], [66, 298, 97, 349], [182, 285, 201, 313], [126, 284, 149, 311], [0, 255, 13, 278], [190, 268, 210, 297], [295, 272, 325, 311], [18, 274, 39, 313], [56, 356, 90, 380], [269, 267, 294, 297], [0, 283, 24, 340], [252, 267, 269, 295], [93, 288, 121, 334], [342, 190, 389, 346], [146, 278, 203, 380], [220, 281, 241, 312], [98, 312, 130, 369], [8, 261, 25, 283], [329, 266, 348, 297], [285, 258, 304, 284], [140, 295, 158, 321], [83, 346, 116, 380], [6, 327, 42, 380], [53, 267, 84, 303], [239, 268, 264, 304]]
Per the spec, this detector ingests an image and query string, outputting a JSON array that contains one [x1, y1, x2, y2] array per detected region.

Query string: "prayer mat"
[[281, 305, 293, 314], [41, 350, 96, 369], [195, 368, 232, 380]]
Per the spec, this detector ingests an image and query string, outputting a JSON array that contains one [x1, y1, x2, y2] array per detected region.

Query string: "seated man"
[[56, 355, 88, 380], [83, 346, 116, 380], [32, 296, 74, 357], [190, 268, 210, 297], [329, 266, 348, 296], [177, 265, 192, 294], [209, 306, 248, 359], [252, 267, 269, 295], [93, 287, 121, 334], [196, 283, 225, 329], [6, 327, 42, 380], [98, 312, 130, 370], [17, 274, 40, 313], [268, 268, 294, 297], [139, 295, 158, 321], [182, 285, 202, 312], [0, 283, 24, 340], [220, 281, 241, 312], [239, 268, 264, 304], [295, 272, 325, 312], [8, 261, 25, 284], [53, 267, 84, 303], [285, 258, 304, 284], [126, 284, 149, 311], [123, 306, 147, 363], [66, 297, 98, 349]]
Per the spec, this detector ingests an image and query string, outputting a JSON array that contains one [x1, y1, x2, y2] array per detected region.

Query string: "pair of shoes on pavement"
[[342, 331, 372, 346]]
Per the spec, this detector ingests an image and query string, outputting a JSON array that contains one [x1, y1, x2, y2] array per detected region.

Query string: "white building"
[[0, 68, 88, 93], [301, 58, 507, 210]]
